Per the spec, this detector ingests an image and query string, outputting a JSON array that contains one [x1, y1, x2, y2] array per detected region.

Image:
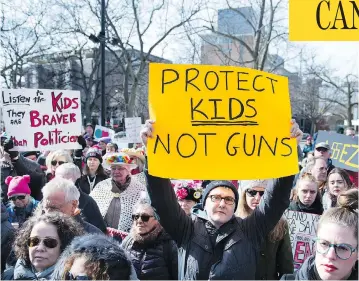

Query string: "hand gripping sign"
[[147, 63, 299, 180]]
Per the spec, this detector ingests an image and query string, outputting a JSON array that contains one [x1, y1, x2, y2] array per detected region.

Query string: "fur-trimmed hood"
[[52, 234, 138, 280]]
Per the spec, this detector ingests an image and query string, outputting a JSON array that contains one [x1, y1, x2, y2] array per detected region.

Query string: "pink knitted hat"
[[5, 175, 31, 197]]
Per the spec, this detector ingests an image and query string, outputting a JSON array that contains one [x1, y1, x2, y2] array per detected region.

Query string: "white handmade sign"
[[114, 117, 142, 143], [94, 125, 115, 140], [283, 210, 321, 270], [1, 89, 82, 151]]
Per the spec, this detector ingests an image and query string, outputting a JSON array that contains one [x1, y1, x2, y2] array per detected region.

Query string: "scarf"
[[130, 222, 163, 245], [111, 175, 131, 193], [292, 197, 324, 215], [13, 259, 55, 280]]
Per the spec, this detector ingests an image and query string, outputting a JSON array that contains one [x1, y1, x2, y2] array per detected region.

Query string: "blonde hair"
[[292, 173, 320, 202], [318, 189, 358, 239], [237, 189, 287, 242], [46, 150, 73, 172]]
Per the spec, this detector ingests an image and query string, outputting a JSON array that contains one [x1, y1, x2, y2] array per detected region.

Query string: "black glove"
[[77, 135, 87, 149], [3, 138, 19, 159]]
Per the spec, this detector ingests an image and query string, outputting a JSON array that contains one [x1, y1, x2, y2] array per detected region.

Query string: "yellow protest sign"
[[148, 63, 299, 180], [289, 0, 359, 41]]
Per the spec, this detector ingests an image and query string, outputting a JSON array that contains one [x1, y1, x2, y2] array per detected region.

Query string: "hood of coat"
[[52, 234, 138, 280]]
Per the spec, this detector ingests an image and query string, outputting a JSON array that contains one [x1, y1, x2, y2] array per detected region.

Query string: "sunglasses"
[[51, 160, 66, 166], [66, 272, 91, 280], [9, 195, 26, 201], [27, 237, 59, 248], [316, 147, 328, 152], [246, 189, 265, 197], [132, 214, 154, 222]]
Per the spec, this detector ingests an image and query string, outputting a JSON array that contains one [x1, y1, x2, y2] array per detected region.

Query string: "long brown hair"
[[236, 190, 287, 242]]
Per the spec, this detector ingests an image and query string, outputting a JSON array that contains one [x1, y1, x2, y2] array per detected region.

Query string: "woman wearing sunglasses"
[[45, 150, 73, 182], [5, 175, 39, 228], [237, 180, 293, 280], [289, 173, 323, 215], [2, 212, 84, 280], [282, 189, 358, 280], [122, 197, 178, 280]]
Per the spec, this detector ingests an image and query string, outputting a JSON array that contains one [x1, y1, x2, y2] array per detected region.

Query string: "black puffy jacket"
[[122, 230, 178, 280]]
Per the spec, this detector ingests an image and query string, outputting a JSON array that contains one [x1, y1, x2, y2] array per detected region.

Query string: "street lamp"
[[88, 0, 106, 126]]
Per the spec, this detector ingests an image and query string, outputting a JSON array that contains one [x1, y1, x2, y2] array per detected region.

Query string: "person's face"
[[315, 223, 358, 280], [298, 180, 317, 206], [204, 187, 235, 228], [99, 141, 106, 150], [26, 154, 37, 161], [29, 221, 61, 272], [68, 256, 89, 280], [85, 140, 93, 147], [9, 193, 29, 208], [111, 165, 130, 184], [86, 126, 93, 135], [87, 157, 100, 171], [345, 129, 355, 137], [328, 173, 348, 197], [106, 145, 116, 153], [245, 187, 265, 210], [133, 205, 157, 235], [306, 139, 312, 145], [43, 191, 77, 216], [178, 199, 196, 215], [314, 147, 330, 160], [51, 156, 68, 173], [311, 159, 327, 182]]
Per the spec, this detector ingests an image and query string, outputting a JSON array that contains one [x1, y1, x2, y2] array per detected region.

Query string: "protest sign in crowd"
[[0, 64, 358, 280]]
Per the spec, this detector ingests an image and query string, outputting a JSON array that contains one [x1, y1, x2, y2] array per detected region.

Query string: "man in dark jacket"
[[1, 140, 46, 202], [1, 203, 15, 272], [56, 163, 107, 232], [140, 119, 302, 280], [42, 177, 103, 234]]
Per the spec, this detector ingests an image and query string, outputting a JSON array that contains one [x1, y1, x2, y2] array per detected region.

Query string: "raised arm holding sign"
[[147, 63, 299, 180], [141, 62, 303, 281]]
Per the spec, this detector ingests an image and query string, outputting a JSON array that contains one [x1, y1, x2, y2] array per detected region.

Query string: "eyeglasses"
[[66, 272, 91, 280], [9, 195, 26, 201], [315, 238, 358, 260], [316, 147, 328, 152], [27, 237, 59, 249], [51, 160, 66, 166], [132, 214, 154, 222], [246, 189, 265, 197], [209, 195, 235, 205]]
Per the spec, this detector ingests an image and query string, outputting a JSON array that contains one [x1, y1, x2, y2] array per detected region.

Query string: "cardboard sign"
[[114, 118, 142, 143], [94, 125, 115, 140], [284, 210, 320, 270], [316, 131, 358, 172], [289, 0, 359, 41], [1, 89, 82, 151], [147, 63, 298, 180]]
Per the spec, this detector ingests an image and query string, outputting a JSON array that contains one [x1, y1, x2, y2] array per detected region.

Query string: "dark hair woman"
[[78, 148, 108, 194], [2, 212, 84, 280]]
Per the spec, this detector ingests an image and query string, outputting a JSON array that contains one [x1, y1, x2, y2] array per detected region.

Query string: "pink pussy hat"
[[5, 175, 31, 197]]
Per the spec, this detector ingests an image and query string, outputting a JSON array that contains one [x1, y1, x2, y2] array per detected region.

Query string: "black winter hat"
[[85, 149, 103, 163], [201, 180, 239, 212]]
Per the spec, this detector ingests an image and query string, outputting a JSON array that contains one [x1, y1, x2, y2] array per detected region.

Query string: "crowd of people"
[[0, 121, 357, 280]]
